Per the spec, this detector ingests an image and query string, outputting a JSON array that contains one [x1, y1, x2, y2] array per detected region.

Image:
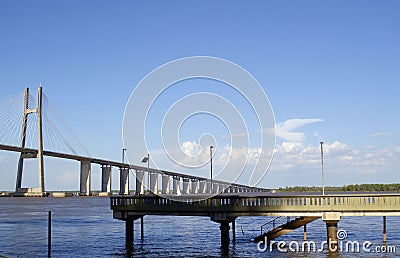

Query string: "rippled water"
[[0, 197, 399, 257]]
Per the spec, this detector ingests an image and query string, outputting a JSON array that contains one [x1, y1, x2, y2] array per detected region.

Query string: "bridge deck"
[[0, 143, 264, 192], [111, 193, 400, 218]]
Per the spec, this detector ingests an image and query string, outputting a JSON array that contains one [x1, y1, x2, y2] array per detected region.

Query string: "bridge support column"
[[182, 178, 190, 194], [206, 181, 212, 194], [141, 216, 144, 241], [80, 160, 91, 196], [323, 212, 341, 252], [125, 218, 134, 250], [191, 179, 199, 194], [150, 173, 158, 194], [199, 180, 206, 194], [211, 213, 236, 248], [161, 174, 170, 194], [383, 216, 387, 242], [212, 183, 220, 194], [135, 170, 145, 195], [172, 176, 181, 195], [119, 168, 129, 195], [101, 165, 112, 193], [124, 215, 144, 249], [220, 221, 230, 247]]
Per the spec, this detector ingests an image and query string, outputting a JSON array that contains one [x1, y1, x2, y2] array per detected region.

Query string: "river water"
[[0, 197, 399, 257]]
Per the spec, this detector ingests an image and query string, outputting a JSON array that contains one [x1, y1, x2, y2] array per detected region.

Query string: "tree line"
[[276, 184, 400, 192]]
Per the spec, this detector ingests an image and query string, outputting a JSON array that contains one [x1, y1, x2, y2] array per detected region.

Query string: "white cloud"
[[369, 132, 391, 138], [56, 171, 79, 183], [269, 140, 400, 176], [276, 118, 323, 142], [181, 141, 202, 157]]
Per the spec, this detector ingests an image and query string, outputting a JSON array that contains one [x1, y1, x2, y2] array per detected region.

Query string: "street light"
[[122, 148, 127, 164], [210, 146, 214, 193], [142, 153, 150, 192], [320, 142, 325, 196]]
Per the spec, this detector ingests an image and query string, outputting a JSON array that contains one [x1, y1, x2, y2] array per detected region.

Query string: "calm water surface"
[[0, 197, 400, 257]]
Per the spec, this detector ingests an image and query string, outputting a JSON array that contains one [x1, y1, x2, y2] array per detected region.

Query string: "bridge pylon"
[[15, 86, 45, 194]]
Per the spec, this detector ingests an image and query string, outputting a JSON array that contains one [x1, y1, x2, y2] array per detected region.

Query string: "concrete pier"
[[206, 182, 212, 194], [80, 160, 91, 196], [172, 176, 181, 195], [101, 165, 111, 193], [323, 212, 341, 252], [182, 178, 190, 194], [119, 168, 129, 195], [125, 218, 134, 250], [211, 213, 236, 247], [199, 180, 206, 194], [111, 193, 400, 251], [123, 215, 145, 249], [135, 170, 145, 195], [141, 216, 144, 241], [161, 174, 170, 194], [219, 221, 230, 247], [212, 183, 219, 194], [191, 179, 199, 194], [150, 173, 158, 194], [383, 216, 387, 242]]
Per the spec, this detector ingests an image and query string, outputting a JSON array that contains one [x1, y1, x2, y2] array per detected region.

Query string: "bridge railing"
[[110, 193, 400, 214]]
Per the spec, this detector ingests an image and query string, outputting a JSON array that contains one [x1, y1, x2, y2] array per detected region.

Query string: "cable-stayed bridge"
[[0, 87, 264, 196]]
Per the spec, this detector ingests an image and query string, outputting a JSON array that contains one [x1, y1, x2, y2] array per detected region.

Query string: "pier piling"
[[383, 216, 387, 242], [125, 219, 134, 249], [141, 216, 144, 241], [219, 221, 230, 247]]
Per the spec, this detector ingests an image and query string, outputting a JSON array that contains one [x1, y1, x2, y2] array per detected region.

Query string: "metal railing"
[[111, 193, 400, 215], [260, 216, 296, 235]]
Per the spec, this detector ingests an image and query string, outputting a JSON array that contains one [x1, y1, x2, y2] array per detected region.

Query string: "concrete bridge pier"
[[199, 180, 206, 194], [124, 215, 144, 250], [150, 173, 158, 194], [206, 181, 212, 194], [136, 170, 145, 195], [383, 216, 387, 242], [80, 160, 91, 196], [161, 174, 170, 194], [212, 183, 220, 194], [182, 178, 190, 194], [191, 179, 199, 194], [101, 165, 111, 193], [120, 168, 129, 195], [211, 213, 236, 248], [172, 176, 181, 195], [323, 212, 341, 252]]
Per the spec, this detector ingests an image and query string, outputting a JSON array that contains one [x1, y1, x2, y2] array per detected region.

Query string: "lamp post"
[[320, 142, 325, 196], [210, 146, 214, 193], [141, 154, 150, 192], [122, 148, 127, 164]]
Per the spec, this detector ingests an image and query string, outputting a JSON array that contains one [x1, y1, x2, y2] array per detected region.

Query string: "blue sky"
[[0, 1, 399, 191]]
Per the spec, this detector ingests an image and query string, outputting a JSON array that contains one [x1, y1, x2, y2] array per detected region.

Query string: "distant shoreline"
[[275, 183, 400, 192]]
